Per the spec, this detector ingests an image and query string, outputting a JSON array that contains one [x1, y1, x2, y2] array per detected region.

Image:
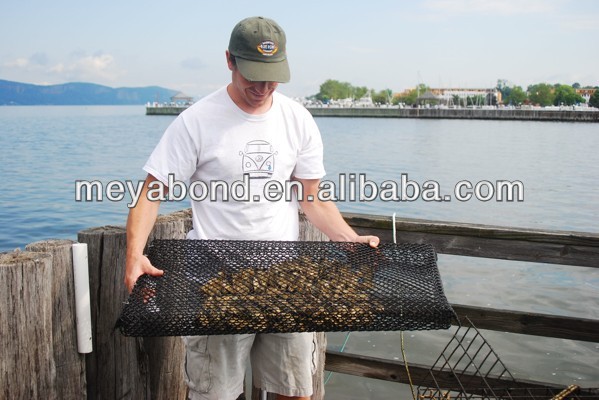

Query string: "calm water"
[[1, 106, 598, 396]]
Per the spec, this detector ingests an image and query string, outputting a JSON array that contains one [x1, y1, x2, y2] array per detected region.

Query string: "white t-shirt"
[[144, 86, 325, 241]]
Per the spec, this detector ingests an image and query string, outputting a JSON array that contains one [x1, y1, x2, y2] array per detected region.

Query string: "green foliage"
[[313, 79, 596, 108], [396, 89, 418, 105], [466, 95, 487, 106], [395, 84, 429, 105], [553, 84, 585, 106], [316, 79, 349, 102], [499, 81, 592, 106], [503, 86, 527, 105], [354, 86, 369, 100], [315, 79, 368, 102], [527, 83, 555, 106], [371, 89, 393, 104], [394, 89, 418, 105], [497, 79, 511, 99], [589, 90, 599, 108]]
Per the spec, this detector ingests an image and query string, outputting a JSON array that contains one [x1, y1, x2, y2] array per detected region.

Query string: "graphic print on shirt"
[[239, 140, 278, 179]]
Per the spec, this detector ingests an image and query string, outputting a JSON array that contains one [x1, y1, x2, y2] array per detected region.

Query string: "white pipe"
[[72, 243, 93, 353]]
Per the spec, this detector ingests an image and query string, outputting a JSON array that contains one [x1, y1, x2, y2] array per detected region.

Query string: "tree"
[[353, 86, 369, 100], [316, 79, 352, 102], [371, 89, 393, 104], [553, 84, 584, 106], [315, 80, 370, 103], [589, 90, 599, 108], [527, 83, 555, 106], [394, 84, 429, 106], [497, 79, 511, 100], [503, 86, 526, 105]]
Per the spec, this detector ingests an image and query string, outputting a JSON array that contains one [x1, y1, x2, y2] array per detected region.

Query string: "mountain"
[[0, 79, 180, 105]]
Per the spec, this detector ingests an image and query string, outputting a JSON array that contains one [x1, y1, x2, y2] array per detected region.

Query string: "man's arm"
[[124, 174, 165, 292], [294, 178, 379, 246]]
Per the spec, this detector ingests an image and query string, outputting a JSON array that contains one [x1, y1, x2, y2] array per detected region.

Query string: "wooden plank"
[[324, 351, 565, 391], [452, 304, 599, 343], [101, 227, 148, 400], [343, 213, 599, 267], [325, 351, 599, 397], [79, 210, 193, 400], [26, 239, 87, 399], [79, 226, 148, 400], [143, 212, 191, 400], [0, 250, 56, 399], [343, 213, 599, 246]]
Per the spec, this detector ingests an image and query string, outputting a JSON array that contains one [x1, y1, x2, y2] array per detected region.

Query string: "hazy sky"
[[2, 0, 598, 98]]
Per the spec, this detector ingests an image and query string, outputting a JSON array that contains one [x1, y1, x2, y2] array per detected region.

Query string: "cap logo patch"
[[257, 40, 278, 56]]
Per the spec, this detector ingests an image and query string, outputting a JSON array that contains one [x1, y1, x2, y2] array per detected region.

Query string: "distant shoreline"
[[305, 106, 599, 122], [145, 103, 599, 122]]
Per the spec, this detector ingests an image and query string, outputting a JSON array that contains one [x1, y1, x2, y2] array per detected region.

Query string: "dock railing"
[[1, 209, 598, 399], [325, 213, 599, 399]]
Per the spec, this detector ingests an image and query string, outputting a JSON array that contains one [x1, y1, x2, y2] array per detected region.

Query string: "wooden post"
[[251, 213, 329, 400], [25, 239, 87, 399], [78, 225, 148, 400], [0, 250, 56, 399], [142, 210, 191, 400], [78, 210, 192, 400]]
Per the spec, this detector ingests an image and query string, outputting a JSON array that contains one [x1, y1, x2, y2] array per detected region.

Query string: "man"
[[125, 16, 379, 400]]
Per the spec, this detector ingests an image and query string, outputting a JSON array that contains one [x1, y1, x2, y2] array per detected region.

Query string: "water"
[[1, 106, 183, 249], [1, 106, 598, 396]]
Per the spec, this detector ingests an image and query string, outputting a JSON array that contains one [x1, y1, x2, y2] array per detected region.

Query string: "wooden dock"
[[146, 105, 189, 115], [1, 210, 598, 399], [144, 103, 599, 121], [306, 106, 599, 122]]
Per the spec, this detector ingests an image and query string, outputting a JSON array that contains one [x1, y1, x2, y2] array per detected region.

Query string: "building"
[[575, 88, 597, 103], [170, 92, 194, 106]]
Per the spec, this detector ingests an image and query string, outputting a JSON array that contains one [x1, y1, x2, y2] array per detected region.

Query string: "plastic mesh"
[[116, 239, 456, 336]]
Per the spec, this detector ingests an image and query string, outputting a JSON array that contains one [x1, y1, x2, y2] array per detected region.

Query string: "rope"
[[394, 212, 417, 400]]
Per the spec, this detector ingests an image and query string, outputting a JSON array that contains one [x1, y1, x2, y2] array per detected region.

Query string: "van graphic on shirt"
[[239, 140, 277, 179]]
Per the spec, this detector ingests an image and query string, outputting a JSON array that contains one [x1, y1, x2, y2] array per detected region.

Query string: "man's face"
[[227, 51, 278, 113]]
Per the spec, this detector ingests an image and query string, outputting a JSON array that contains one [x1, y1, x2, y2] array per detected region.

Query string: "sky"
[[1, 0, 598, 99]]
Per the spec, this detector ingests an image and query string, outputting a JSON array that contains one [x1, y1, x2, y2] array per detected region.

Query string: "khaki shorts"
[[184, 332, 317, 400]]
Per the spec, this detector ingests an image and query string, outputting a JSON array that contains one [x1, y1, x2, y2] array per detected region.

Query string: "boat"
[[146, 92, 194, 115]]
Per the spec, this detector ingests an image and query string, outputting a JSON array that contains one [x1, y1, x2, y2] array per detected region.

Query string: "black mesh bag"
[[116, 239, 456, 336]]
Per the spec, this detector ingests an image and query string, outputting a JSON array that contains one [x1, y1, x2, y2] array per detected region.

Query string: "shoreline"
[[305, 106, 599, 122], [145, 104, 599, 122]]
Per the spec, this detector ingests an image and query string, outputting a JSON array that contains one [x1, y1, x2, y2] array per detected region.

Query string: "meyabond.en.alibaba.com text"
[[74, 173, 524, 208]]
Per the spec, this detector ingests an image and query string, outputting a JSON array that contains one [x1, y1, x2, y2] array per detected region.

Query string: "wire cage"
[[116, 239, 456, 337], [416, 318, 594, 400]]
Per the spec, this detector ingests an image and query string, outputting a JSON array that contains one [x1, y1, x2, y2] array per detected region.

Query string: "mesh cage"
[[116, 239, 456, 336], [417, 318, 595, 399]]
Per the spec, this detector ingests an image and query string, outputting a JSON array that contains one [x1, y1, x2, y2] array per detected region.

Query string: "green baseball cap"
[[228, 16, 290, 83]]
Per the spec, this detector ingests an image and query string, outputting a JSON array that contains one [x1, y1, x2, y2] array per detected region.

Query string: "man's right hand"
[[124, 173, 165, 293], [125, 253, 164, 293]]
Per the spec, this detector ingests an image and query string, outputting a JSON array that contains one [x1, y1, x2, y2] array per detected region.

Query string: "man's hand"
[[353, 234, 380, 248], [125, 253, 164, 293], [124, 173, 164, 293], [294, 178, 380, 247]]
